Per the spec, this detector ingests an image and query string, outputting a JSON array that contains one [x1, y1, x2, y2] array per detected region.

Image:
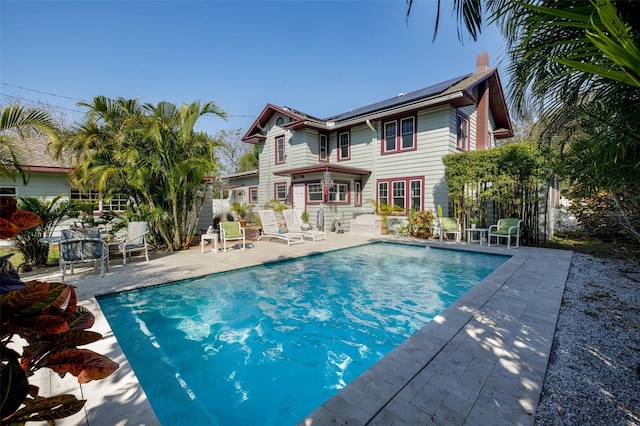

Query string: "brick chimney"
[[476, 52, 490, 150], [476, 52, 489, 73]]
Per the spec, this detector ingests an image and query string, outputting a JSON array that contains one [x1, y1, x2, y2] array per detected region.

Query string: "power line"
[[0, 94, 83, 114], [1, 83, 257, 120], [1, 82, 87, 102]]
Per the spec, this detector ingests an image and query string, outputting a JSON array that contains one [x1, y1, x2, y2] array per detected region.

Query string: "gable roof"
[[16, 137, 74, 173], [243, 66, 513, 143]]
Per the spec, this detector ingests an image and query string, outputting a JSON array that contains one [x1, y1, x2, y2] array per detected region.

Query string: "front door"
[[292, 183, 306, 218]]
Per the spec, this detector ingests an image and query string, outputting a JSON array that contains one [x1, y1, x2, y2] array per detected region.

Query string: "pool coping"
[[25, 235, 571, 426]]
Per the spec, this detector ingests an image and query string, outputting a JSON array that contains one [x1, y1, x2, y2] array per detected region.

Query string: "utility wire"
[[1, 82, 87, 102], [1, 82, 257, 119]]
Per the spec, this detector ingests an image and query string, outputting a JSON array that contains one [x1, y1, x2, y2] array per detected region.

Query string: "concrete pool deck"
[[22, 233, 572, 426]]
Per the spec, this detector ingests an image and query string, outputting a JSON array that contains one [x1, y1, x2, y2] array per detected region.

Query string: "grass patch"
[[0, 247, 60, 269], [542, 235, 640, 265]]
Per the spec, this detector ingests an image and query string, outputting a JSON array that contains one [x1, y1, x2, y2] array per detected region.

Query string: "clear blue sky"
[[1, 0, 507, 137]]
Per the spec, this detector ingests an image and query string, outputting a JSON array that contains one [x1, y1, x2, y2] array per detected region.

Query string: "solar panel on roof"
[[327, 74, 470, 122]]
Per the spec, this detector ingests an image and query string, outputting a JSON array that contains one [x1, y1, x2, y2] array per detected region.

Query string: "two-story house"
[[241, 53, 513, 229]]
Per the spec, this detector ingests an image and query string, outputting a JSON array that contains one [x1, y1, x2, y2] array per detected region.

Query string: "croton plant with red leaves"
[[1, 198, 119, 425]]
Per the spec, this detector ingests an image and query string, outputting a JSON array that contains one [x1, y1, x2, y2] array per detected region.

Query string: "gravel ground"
[[534, 252, 640, 425]]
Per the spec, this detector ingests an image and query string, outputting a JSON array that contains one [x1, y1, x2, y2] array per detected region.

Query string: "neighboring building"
[[0, 136, 128, 211], [241, 53, 513, 230], [0, 136, 73, 201]]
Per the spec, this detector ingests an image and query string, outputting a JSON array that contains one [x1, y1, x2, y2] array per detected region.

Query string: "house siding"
[[1, 171, 70, 200]]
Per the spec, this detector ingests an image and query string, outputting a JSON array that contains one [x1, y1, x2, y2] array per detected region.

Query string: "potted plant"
[[300, 210, 311, 230], [366, 199, 404, 235], [410, 209, 435, 238], [231, 202, 253, 228], [470, 217, 478, 229]]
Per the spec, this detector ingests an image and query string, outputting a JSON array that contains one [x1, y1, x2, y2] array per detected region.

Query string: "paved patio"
[[22, 233, 572, 426]]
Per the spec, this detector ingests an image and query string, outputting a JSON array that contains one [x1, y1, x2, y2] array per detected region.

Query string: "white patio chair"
[[118, 221, 150, 265], [219, 221, 246, 252], [488, 218, 522, 249], [282, 210, 326, 242], [257, 210, 304, 246]]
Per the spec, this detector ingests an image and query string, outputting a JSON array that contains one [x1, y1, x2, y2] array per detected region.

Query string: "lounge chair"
[[488, 218, 522, 249], [282, 210, 326, 242], [438, 217, 461, 243], [118, 221, 150, 265], [59, 227, 109, 279], [257, 210, 304, 246], [219, 221, 246, 252]]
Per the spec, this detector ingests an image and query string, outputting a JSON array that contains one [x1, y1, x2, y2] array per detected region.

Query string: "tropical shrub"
[[1, 197, 119, 424], [10, 197, 79, 268]]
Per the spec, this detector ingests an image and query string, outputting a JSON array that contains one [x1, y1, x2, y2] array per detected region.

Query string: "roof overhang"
[[273, 164, 371, 177]]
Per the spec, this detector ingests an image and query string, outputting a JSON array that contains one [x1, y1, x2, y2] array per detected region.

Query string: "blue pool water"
[[98, 243, 507, 425]]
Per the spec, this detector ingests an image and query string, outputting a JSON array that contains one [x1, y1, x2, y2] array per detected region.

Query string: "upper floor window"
[[457, 113, 470, 151], [319, 134, 329, 162], [338, 132, 350, 161], [384, 122, 397, 152], [249, 186, 258, 203], [383, 116, 416, 153], [274, 182, 287, 201], [276, 117, 284, 126], [275, 135, 286, 164], [401, 117, 415, 149]]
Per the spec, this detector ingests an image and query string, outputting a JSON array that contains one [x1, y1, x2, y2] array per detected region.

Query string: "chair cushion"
[[440, 218, 459, 232], [496, 219, 520, 234], [221, 222, 243, 238]]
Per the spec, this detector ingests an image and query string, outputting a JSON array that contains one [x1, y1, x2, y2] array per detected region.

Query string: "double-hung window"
[[307, 183, 323, 203], [378, 182, 388, 206], [249, 186, 258, 204], [377, 177, 423, 213], [457, 113, 470, 151], [384, 122, 397, 152], [410, 180, 422, 210], [392, 181, 406, 210], [338, 132, 350, 161], [274, 183, 287, 201], [354, 180, 362, 207], [275, 135, 286, 164], [401, 117, 415, 149], [329, 182, 349, 203], [382, 115, 416, 153], [319, 134, 329, 162]]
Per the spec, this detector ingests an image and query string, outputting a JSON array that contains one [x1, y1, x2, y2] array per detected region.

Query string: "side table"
[[200, 233, 219, 254], [467, 227, 488, 246]]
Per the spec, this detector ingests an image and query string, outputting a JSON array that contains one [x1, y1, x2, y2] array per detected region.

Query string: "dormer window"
[[276, 117, 284, 126]]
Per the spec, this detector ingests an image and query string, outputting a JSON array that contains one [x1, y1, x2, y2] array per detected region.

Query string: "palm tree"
[[59, 97, 227, 251], [0, 105, 59, 184], [407, 0, 640, 243], [140, 100, 227, 250]]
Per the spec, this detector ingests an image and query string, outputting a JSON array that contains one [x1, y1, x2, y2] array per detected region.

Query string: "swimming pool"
[[98, 243, 507, 425]]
